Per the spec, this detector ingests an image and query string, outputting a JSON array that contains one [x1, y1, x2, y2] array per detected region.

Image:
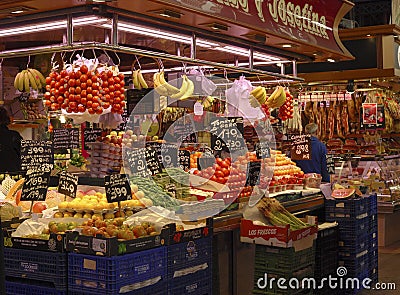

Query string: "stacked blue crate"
[[68, 247, 167, 295], [368, 194, 378, 285], [4, 248, 67, 295], [325, 194, 377, 294]]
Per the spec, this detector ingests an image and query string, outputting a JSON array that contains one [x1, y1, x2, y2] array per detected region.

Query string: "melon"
[[331, 188, 356, 199]]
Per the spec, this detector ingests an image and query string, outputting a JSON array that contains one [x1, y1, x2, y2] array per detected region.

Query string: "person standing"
[[294, 123, 330, 183], [0, 107, 23, 173]]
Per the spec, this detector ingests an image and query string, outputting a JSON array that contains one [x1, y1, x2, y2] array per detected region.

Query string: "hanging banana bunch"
[[132, 69, 148, 90], [14, 68, 46, 92], [249, 86, 267, 108], [265, 86, 286, 109]]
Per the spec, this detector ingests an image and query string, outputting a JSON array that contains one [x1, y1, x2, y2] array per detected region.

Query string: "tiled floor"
[[359, 242, 400, 294]]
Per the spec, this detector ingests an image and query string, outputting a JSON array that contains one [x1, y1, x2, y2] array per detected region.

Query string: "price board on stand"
[[289, 134, 312, 160], [124, 147, 162, 177], [21, 140, 54, 172], [53, 128, 79, 150], [160, 143, 178, 168], [245, 161, 261, 187], [210, 117, 245, 153], [21, 169, 51, 202], [58, 171, 78, 198], [105, 174, 132, 203], [83, 128, 102, 150], [326, 154, 335, 174], [255, 141, 271, 159], [178, 150, 191, 171]]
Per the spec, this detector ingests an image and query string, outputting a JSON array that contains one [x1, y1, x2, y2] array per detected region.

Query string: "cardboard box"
[[168, 218, 212, 245], [65, 226, 169, 256], [3, 231, 66, 252], [240, 217, 318, 251]]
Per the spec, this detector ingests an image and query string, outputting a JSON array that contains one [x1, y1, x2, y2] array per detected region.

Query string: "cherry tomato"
[[80, 74, 88, 83], [60, 70, 68, 78], [75, 86, 82, 94], [81, 97, 87, 105], [88, 108, 95, 114], [80, 65, 88, 74], [92, 102, 99, 109], [44, 100, 51, 107], [101, 73, 108, 81], [87, 93, 93, 100], [81, 90, 87, 97], [87, 101, 93, 108], [107, 77, 114, 85], [86, 87, 92, 94], [107, 71, 113, 78], [86, 79, 93, 87], [102, 102, 110, 109], [109, 85, 115, 92], [91, 75, 98, 82], [80, 82, 87, 89], [45, 77, 52, 84]]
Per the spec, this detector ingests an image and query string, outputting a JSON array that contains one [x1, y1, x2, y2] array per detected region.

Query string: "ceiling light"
[[240, 33, 266, 43], [327, 58, 335, 63], [366, 34, 371, 37], [200, 22, 229, 31], [149, 9, 182, 19], [11, 10, 24, 14], [282, 44, 292, 48], [0, 6, 36, 15]]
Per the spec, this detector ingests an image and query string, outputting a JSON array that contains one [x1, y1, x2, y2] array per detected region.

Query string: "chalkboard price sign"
[[179, 150, 191, 171], [21, 170, 51, 201], [84, 129, 102, 150], [53, 128, 79, 150], [210, 117, 245, 153], [255, 141, 271, 159], [58, 171, 78, 198], [173, 120, 196, 143], [289, 134, 312, 161], [326, 154, 335, 174], [245, 161, 261, 187], [105, 174, 132, 203], [145, 147, 163, 175], [160, 143, 178, 168], [21, 140, 54, 172]]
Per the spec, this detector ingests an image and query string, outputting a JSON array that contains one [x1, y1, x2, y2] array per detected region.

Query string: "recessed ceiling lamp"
[[282, 44, 292, 48], [91, 0, 116, 3], [149, 9, 182, 19], [327, 58, 335, 63], [241, 33, 266, 43], [200, 22, 229, 31], [0, 6, 36, 15]]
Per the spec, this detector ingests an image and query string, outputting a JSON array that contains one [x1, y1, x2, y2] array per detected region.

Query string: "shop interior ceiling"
[[0, 0, 352, 83]]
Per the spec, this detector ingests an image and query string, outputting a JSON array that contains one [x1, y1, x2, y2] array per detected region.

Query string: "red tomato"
[[45, 77, 52, 84], [221, 168, 230, 177], [118, 73, 124, 80], [75, 86, 82, 94], [80, 74, 88, 82], [211, 175, 217, 182], [74, 79, 81, 87], [95, 108, 103, 114], [69, 87, 75, 94], [215, 171, 224, 178], [44, 100, 51, 107], [75, 71, 82, 78], [109, 85, 115, 92], [81, 90, 87, 97], [102, 102, 110, 109], [193, 170, 199, 175], [69, 102, 77, 109], [75, 94, 81, 103], [78, 105, 85, 113], [88, 108, 95, 114], [86, 79, 93, 87], [68, 79, 76, 87], [87, 94, 93, 100], [114, 97, 122, 104], [57, 96, 64, 104], [107, 71, 113, 78], [107, 77, 114, 85], [87, 101, 93, 108], [92, 102, 99, 109], [80, 65, 88, 74], [80, 82, 87, 89], [86, 87, 92, 94]]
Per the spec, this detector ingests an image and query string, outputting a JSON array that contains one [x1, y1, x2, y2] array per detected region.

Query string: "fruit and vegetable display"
[[43, 57, 125, 114], [130, 176, 180, 210], [153, 168, 190, 200], [257, 197, 309, 230], [13, 68, 46, 92], [20, 101, 47, 120]]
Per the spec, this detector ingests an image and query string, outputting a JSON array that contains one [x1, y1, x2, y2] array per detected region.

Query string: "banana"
[[160, 95, 168, 110], [249, 95, 261, 108], [170, 75, 188, 99], [153, 72, 168, 96], [14, 72, 22, 91], [137, 69, 148, 89], [266, 86, 281, 107], [158, 71, 179, 95], [202, 96, 214, 108], [180, 76, 194, 100], [29, 68, 46, 87], [17, 71, 25, 92], [132, 70, 141, 90], [266, 86, 285, 108], [26, 69, 38, 90], [24, 70, 31, 92], [250, 86, 264, 98]]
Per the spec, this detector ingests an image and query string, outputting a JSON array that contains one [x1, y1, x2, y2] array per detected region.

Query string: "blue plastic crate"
[[68, 247, 166, 295], [168, 270, 212, 295], [368, 194, 378, 215], [167, 237, 212, 280], [315, 249, 338, 279], [5, 280, 66, 295], [338, 252, 369, 277], [325, 197, 369, 221], [316, 226, 338, 254], [68, 282, 167, 295], [4, 248, 67, 289], [338, 236, 369, 255]]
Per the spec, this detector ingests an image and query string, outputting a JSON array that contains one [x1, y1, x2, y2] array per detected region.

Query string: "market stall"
[[0, 1, 376, 295]]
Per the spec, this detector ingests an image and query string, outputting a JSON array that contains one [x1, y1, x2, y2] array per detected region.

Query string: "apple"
[[32, 202, 47, 213]]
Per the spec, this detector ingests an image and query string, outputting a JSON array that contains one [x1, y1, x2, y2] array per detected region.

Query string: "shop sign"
[[104, 174, 132, 203], [361, 104, 385, 130], [21, 140, 54, 172], [53, 128, 79, 150], [288, 134, 311, 160], [164, 0, 350, 55], [58, 171, 78, 198], [21, 169, 51, 202], [210, 117, 245, 153]]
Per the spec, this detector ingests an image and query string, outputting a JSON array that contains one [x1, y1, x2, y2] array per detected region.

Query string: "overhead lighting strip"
[[0, 16, 109, 37]]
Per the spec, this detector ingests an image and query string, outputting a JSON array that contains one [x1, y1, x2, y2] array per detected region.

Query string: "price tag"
[[124, 147, 162, 177], [21, 140, 54, 172], [84, 128, 102, 150], [326, 154, 335, 175], [173, 119, 197, 143], [245, 161, 261, 187], [104, 174, 132, 203], [197, 154, 215, 170], [160, 143, 178, 168], [53, 128, 79, 150], [255, 141, 271, 159], [210, 117, 245, 153], [178, 150, 191, 171], [58, 171, 78, 198], [145, 147, 163, 174], [21, 170, 51, 202], [289, 134, 312, 160]]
